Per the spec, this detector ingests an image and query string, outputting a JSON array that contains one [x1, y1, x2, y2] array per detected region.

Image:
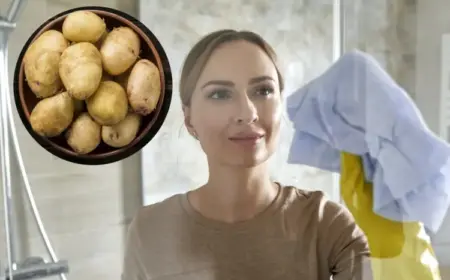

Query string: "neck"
[[190, 161, 279, 223]]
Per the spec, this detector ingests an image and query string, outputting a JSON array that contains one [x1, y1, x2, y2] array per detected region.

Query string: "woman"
[[122, 29, 371, 280]]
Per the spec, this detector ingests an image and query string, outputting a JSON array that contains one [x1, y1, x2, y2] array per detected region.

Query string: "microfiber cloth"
[[286, 49, 450, 233]]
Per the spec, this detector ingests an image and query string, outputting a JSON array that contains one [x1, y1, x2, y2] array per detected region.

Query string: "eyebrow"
[[201, 75, 274, 89], [249, 75, 274, 84]]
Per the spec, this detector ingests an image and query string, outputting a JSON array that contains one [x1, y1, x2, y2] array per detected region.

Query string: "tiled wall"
[[0, 0, 141, 279]]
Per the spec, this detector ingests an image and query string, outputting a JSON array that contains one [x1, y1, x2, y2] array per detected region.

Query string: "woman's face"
[[185, 40, 282, 167]]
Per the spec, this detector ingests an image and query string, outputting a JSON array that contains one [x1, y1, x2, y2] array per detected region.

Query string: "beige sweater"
[[122, 186, 371, 280]]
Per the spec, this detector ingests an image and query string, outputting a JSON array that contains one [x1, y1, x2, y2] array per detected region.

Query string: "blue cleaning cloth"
[[286, 49, 450, 233]]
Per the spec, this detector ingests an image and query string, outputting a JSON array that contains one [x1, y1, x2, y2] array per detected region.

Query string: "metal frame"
[[333, 0, 345, 61], [0, 0, 68, 279], [440, 34, 450, 142]]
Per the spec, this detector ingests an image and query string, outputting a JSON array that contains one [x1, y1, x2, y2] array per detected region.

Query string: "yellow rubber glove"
[[340, 151, 442, 279]]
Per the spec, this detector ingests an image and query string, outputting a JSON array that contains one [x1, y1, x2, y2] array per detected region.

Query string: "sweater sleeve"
[[323, 200, 373, 280]]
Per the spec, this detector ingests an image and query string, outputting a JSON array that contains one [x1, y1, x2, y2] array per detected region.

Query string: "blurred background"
[[0, 0, 449, 279]]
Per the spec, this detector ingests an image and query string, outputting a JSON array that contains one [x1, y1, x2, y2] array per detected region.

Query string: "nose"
[[234, 95, 258, 124]]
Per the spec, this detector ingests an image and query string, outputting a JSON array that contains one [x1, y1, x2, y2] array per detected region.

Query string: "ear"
[[183, 105, 197, 138]]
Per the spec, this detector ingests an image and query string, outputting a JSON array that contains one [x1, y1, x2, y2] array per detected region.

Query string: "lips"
[[229, 135, 263, 141], [229, 133, 264, 141], [228, 132, 264, 146]]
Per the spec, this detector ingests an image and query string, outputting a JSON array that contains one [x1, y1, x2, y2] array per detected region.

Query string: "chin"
[[226, 152, 272, 168]]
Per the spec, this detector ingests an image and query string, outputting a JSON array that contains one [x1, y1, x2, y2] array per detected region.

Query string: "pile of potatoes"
[[24, 10, 162, 154]]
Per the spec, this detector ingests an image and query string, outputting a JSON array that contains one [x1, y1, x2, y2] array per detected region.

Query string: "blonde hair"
[[179, 29, 284, 106]]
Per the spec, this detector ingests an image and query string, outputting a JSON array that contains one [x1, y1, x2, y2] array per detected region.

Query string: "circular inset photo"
[[13, 6, 172, 165]]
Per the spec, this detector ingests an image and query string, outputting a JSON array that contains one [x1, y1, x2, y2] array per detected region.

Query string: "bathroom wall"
[[0, 0, 141, 279]]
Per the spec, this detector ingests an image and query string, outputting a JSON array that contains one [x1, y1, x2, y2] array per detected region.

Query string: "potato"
[[102, 112, 141, 148], [62, 11, 106, 43], [24, 30, 68, 64], [100, 27, 140, 75], [59, 42, 103, 100], [24, 52, 63, 99], [66, 113, 101, 154], [24, 30, 69, 98], [86, 81, 128, 125], [127, 59, 161, 115], [29, 91, 74, 137]]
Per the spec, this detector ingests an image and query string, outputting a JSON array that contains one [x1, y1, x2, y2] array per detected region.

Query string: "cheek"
[[190, 105, 229, 137], [260, 99, 282, 135]]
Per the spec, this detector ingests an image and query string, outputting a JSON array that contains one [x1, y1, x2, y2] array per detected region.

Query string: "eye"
[[254, 86, 275, 97], [209, 89, 231, 100]]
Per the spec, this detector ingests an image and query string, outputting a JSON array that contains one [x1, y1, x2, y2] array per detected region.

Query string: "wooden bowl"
[[13, 6, 172, 165]]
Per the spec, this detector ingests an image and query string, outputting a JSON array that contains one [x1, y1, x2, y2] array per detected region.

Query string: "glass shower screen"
[[139, 0, 340, 205]]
